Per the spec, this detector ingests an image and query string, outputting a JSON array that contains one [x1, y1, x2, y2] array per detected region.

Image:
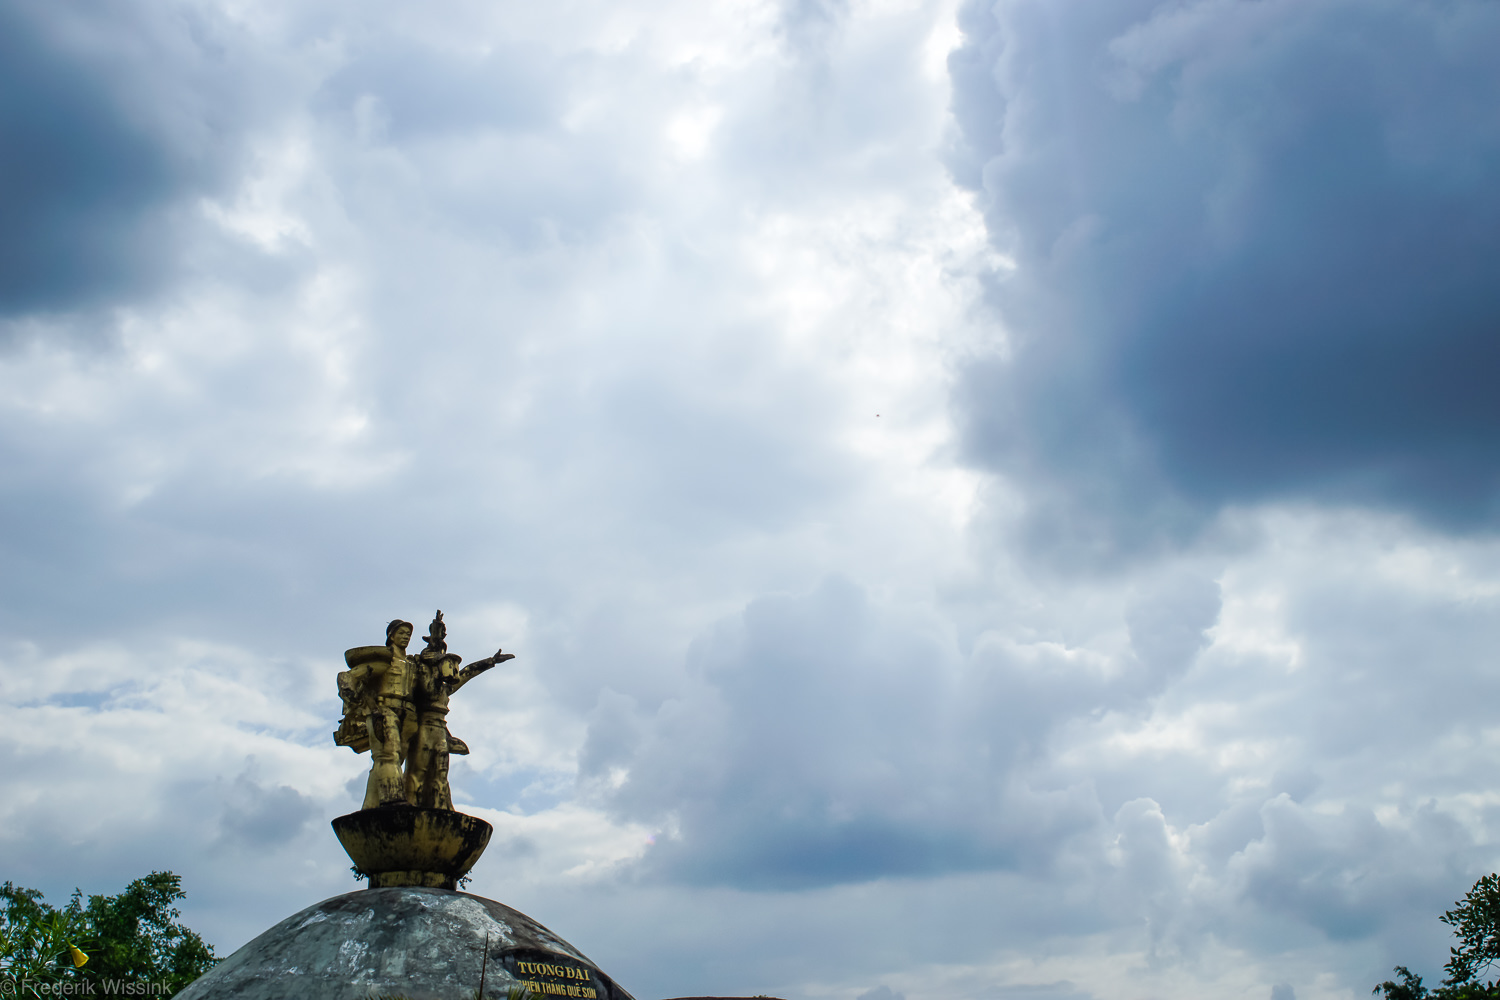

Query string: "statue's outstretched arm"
[[452, 649, 516, 689]]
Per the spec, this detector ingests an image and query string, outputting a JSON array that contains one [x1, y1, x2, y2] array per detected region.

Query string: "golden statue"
[[336, 611, 513, 811], [337, 619, 418, 808], [407, 611, 514, 810]]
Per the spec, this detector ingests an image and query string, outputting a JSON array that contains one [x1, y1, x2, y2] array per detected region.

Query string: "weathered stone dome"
[[176, 887, 637, 1000]]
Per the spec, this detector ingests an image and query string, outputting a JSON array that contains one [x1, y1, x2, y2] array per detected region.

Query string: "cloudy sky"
[[3, 1, 1500, 998]]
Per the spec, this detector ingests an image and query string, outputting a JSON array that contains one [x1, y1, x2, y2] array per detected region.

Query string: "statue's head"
[[386, 620, 414, 650], [422, 611, 448, 654]]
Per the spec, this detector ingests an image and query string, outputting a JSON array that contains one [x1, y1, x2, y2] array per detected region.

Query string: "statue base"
[[331, 806, 492, 890], [174, 886, 638, 1000]]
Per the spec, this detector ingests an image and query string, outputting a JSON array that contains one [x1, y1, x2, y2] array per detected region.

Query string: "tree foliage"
[[1374, 967, 1433, 1000], [0, 871, 218, 993], [0, 881, 85, 981], [1376, 874, 1500, 999], [1442, 874, 1500, 991]]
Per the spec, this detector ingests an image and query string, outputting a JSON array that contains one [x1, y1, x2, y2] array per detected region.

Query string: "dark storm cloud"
[[0, 1, 258, 319], [948, 0, 1500, 554]]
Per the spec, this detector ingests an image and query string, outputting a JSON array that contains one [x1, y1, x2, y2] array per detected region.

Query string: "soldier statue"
[[336, 611, 513, 811]]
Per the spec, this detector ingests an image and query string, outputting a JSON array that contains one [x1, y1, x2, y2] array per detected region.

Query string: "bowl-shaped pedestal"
[[331, 806, 491, 889]]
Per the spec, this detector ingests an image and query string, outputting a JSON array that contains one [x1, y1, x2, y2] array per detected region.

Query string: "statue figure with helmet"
[[331, 610, 514, 888]]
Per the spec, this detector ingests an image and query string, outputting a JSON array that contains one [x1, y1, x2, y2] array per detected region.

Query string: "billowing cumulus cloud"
[[590, 572, 1225, 893], [949, 0, 1500, 557], [593, 577, 1101, 888]]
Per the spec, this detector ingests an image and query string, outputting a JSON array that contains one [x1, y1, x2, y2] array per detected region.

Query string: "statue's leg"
[[365, 707, 407, 807], [362, 713, 383, 809], [412, 714, 448, 809], [403, 713, 424, 805], [406, 716, 431, 806], [434, 727, 454, 811]]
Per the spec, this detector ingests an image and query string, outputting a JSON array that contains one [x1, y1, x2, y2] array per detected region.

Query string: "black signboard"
[[499, 948, 632, 1000]]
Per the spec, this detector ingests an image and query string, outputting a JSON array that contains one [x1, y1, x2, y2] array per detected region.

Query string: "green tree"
[[1441, 874, 1500, 993], [73, 871, 219, 992], [1377, 874, 1500, 999], [0, 871, 218, 994], [1374, 967, 1432, 1000], [0, 881, 88, 980]]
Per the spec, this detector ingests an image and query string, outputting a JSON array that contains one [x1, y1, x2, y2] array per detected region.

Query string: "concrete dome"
[[176, 887, 637, 1000]]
